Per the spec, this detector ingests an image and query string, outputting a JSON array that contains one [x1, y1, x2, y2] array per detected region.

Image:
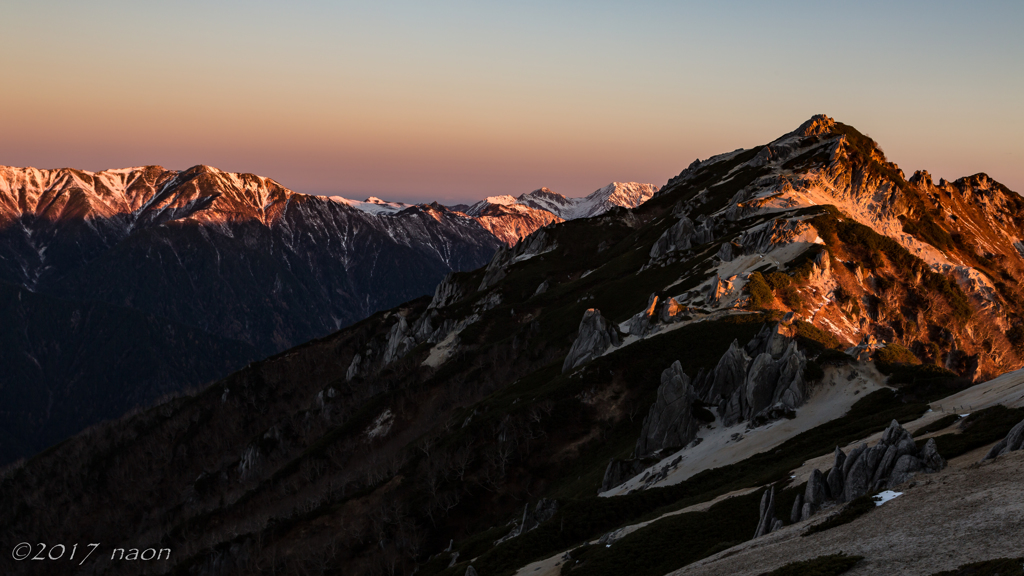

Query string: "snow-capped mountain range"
[[7, 116, 1024, 576], [463, 182, 659, 221], [0, 164, 657, 463], [328, 181, 660, 246]]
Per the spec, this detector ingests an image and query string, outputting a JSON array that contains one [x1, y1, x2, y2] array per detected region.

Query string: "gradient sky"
[[3, 1, 1022, 203]]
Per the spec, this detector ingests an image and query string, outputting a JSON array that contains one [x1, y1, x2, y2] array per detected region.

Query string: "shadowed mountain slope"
[[2, 116, 1023, 576]]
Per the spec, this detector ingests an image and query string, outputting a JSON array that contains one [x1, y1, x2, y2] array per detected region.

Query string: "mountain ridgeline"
[[0, 167, 655, 464], [2, 116, 1024, 576]]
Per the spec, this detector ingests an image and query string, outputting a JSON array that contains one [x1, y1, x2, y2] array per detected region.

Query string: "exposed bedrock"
[[601, 323, 818, 492], [823, 420, 945, 507], [636, 361, 701, 457], [825, 446, 847, 498], [562, 308, 621, 373], [693, 323, 808, 427], [428, 272, 464, 309], [626, 293, 691, 337], [754, 486, 783, 538], [705, 339, 750, 403], [649, 214, 717, 259], [479, 227, 557, 290], [775, 421, 947, 527]]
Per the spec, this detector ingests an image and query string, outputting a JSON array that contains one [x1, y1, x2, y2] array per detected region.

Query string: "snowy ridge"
[[329, 196, 412, 215], [516, 182, 660, 220]]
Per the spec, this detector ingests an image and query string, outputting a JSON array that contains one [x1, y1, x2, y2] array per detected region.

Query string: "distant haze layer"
[[2, 1, 1022, 203]]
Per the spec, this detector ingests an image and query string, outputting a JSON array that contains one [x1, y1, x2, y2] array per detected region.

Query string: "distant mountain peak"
[[329, 195, 411, 215], [515, 182, 659, 220]]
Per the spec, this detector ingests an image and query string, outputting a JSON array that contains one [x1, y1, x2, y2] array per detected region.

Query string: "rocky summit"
[[3, 115, 1024, 576]]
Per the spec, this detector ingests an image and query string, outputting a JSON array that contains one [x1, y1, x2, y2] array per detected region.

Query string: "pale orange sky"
[[2, 1, 1021, 203]]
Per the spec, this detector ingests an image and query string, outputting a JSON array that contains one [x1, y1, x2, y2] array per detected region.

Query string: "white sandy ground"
[[670, 446, 1024, 576], [933, 366, 1024, 412], [601, 362, 884, 496], [788, 366, 1024, 486], [508, 367, 1024, 576]]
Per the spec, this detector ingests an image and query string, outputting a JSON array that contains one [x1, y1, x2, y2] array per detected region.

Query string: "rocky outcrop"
[[811, 420, 946, 514], [825, 446, 846, 498], [626, 294, 661, 337], [786, 421, 949, 526], [478, 246, 510, 291], [495, 499, 559, 544], [754, 486, 783, 538], [650, 215, 696, 258], [805, 469, 828, 508], [429, 272, 465, 310], [790, 493, 803, 524], [601, 459, 649, 492], [382, 316, 416, 366], [635, 361, 700, 457], [706, 339, 750, 406], [693, 323, 808, 427], [982, 418, 1024, 461], [793, 468, 829, 521], [345, 354, 363, 382], [649, 215, 716, 260], [846, 335, 880, 362], [733, 218, 814, 255], [562, 309, 621, 373], [717, 241, 737, 262], [479, 228, 557, 290], [624, 293, 691, 337], [353, 307, 476, 375]]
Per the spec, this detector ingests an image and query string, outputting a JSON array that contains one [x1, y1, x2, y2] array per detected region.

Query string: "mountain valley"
[[2, 115, 1024, 576], [0, 166, 655, 463]]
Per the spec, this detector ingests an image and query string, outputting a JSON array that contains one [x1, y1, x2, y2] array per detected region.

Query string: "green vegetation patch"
[[758, 553, 864, 576], [873, 343, 921, 374], [562, 489, 763, 576], [766, 271, 802, 309], [901, 215, 956, 252], [913, 414, 961, 437], [795, 320, 847, 352], [802, 495, 876, 537], [747, 271, 774, 308], [929, 405, 1024, 460]]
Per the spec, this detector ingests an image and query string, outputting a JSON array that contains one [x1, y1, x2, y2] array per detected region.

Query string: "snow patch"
[[331, 196, 411, 215], [873, 490, 903, 506]]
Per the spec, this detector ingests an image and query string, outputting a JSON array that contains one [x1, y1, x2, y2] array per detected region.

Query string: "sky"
[[2, 1, 1022, 204]]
